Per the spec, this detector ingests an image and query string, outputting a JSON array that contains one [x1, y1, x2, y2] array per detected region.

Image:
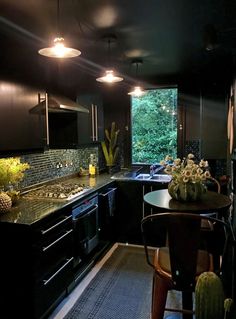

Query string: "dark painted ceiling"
[[0, 0, 236, 94]]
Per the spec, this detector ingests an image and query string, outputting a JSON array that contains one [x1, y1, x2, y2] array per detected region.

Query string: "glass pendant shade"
[[96, 70, 123, 83], [38, 37, 81, 58], [128, 86, 146, 97], [128, 59, 146, 97], [38, 0, 81, 58]]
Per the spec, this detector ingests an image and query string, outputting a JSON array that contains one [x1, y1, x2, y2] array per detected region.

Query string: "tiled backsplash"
[[185, 140, 227, 177], [19, 147, 99, 189]]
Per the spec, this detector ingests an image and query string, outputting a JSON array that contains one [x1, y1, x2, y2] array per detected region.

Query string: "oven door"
[[72, 196, 99, 265]]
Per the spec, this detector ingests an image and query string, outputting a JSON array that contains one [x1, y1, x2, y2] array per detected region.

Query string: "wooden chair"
[[141, 212, 229, 319]]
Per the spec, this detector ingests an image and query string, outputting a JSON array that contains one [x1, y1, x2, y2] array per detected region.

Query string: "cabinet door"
[[201, 90, 227, 159], [48, 112, 78, 148], [77, 94, 104, 144], [116, 181, 168, 245], [0, 80, 46, 153]]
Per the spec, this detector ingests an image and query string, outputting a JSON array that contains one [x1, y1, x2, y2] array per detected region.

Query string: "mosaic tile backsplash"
[[184, 140, 227, 177], [16, 147, 100, 189]]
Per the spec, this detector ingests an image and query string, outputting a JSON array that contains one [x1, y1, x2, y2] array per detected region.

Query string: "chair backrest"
[[141, 212, 229, 290]]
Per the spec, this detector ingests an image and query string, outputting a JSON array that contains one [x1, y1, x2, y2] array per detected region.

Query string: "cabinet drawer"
[[35, 214, 72, 239], [33, 227, 74, 279], [34, 256, 74, 318]]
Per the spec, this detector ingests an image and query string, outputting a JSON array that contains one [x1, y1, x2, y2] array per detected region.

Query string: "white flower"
[[160, 153, 212, 184], [187, 153, 195, 159]]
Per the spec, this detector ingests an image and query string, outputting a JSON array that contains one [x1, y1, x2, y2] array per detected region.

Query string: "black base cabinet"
[[98, 185, 117, 242], [0, 207, 74, 319], [115, 181, 168, 245]]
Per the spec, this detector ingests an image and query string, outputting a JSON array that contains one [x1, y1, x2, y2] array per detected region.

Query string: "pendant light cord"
[[108, 38, 111, 68], [136, 62, 139, 78], [57, 0, 60, 36]]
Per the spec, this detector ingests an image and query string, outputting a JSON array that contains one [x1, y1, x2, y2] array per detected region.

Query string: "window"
[[131, 88, 177, 164]]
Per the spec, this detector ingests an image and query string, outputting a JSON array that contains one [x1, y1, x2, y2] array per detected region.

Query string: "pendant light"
[[38, 0, 81, 58], [128, 59, 146, 97], [96, 35, 123, 83]]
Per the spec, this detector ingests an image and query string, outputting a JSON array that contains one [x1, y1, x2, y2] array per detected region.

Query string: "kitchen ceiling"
[[0, 0, 236, 93]]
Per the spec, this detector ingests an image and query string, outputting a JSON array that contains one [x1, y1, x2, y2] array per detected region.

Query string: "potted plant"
[[0, 157, 30, 211], [160, 153, 215, 202], [195, 271, 234, 319], [101, 122, 120, 173]]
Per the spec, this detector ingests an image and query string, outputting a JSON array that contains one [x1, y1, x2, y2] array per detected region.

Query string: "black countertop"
[[0, 174, 113, 225]]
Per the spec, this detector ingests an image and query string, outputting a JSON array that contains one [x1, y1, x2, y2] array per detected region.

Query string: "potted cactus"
[[101, 122, 120, 173], [195, 271, 233, 319]]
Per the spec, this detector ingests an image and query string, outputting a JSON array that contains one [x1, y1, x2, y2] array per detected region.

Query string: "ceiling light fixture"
[[96, 35, 123, 84], [128, 59, 146, 97], [128, 86, 146, 97], [38, 0, 81, 58]]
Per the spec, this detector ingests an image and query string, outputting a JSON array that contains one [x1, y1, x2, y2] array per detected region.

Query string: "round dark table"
[[144, 189, 232, 214]]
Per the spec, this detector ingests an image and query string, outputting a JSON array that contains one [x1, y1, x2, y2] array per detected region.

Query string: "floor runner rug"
[[64, 245, 153, 319]]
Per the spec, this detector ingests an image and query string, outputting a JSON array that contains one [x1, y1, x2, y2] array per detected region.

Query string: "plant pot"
[[0, 192, 12, 213], [168, 180, 207, 202], [106, 165, 120, 175]]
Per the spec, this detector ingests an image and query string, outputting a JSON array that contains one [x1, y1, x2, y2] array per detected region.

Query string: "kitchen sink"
[[150, 174, 171, 182], [135, 173, 171, 182], [135, 174, 151, 180]]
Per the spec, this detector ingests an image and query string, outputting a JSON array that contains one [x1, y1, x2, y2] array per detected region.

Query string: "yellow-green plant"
[[101, 122, 120, 166], [0, 157, 30, 188]]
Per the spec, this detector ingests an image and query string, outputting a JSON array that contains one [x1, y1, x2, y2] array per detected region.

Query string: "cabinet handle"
[[99, 187, 117, 197], [42, 257, 74, 286], [142, 185, 145, 218], [38, 93, 49, 145], [95, 104, 98, 141], [74, 204, 98, 220], [41, 215, 72, 235], [91, 104, 95, 141], [45, 93, 50, 145], [42, 229, 73, 252]]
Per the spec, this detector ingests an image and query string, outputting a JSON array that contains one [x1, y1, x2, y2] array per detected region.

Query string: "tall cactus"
[[195, 272, 225, 319], [101, 122, 120, 166]]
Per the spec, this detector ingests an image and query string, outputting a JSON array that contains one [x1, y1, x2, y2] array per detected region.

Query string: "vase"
[[168, 180, 207, 202], [106, 165, 120, 175]]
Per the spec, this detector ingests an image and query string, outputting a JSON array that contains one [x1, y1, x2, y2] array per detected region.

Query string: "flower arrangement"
[[160, 154, 211, 201], [0, 157, 30, 189], [160, 153, 211, 184]]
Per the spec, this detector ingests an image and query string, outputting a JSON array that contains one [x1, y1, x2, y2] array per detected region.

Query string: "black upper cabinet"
[[0, 80, 104, 152], [48, 112, 78, 148], [77, 94, 104, 145], [0, 80, 47, 153]]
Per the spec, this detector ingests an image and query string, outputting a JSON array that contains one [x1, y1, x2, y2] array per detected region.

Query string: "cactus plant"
[[101, 122, 120, 167], [195, 271, 225, 319]]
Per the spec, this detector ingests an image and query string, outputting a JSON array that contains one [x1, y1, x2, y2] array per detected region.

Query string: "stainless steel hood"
[[46, 93, 89, 113], [30, 93, 89, 115]]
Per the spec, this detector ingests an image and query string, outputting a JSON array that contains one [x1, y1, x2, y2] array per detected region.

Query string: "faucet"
[[150, 163, 162, 176]]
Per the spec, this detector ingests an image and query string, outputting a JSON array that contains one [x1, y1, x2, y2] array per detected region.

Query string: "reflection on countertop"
[[0, 173, 113, 225], [111, 167, 170, 183]]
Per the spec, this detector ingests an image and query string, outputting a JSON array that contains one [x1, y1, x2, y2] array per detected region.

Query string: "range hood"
[[30, 93, 89, 114], [46, 93, 89, 113]]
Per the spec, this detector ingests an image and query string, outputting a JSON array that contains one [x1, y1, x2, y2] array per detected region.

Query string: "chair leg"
[[151, 272, 169, 319]]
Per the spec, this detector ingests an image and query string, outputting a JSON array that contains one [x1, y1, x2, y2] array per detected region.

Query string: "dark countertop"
[[0, 174, 113, 226]]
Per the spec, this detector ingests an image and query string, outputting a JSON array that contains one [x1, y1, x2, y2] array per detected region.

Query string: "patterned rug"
[[64, 245, 153, 319], [64, 244, 182, 319]]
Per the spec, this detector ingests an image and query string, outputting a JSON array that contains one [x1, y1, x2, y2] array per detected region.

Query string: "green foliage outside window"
[[131, 88, 177, 164]]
